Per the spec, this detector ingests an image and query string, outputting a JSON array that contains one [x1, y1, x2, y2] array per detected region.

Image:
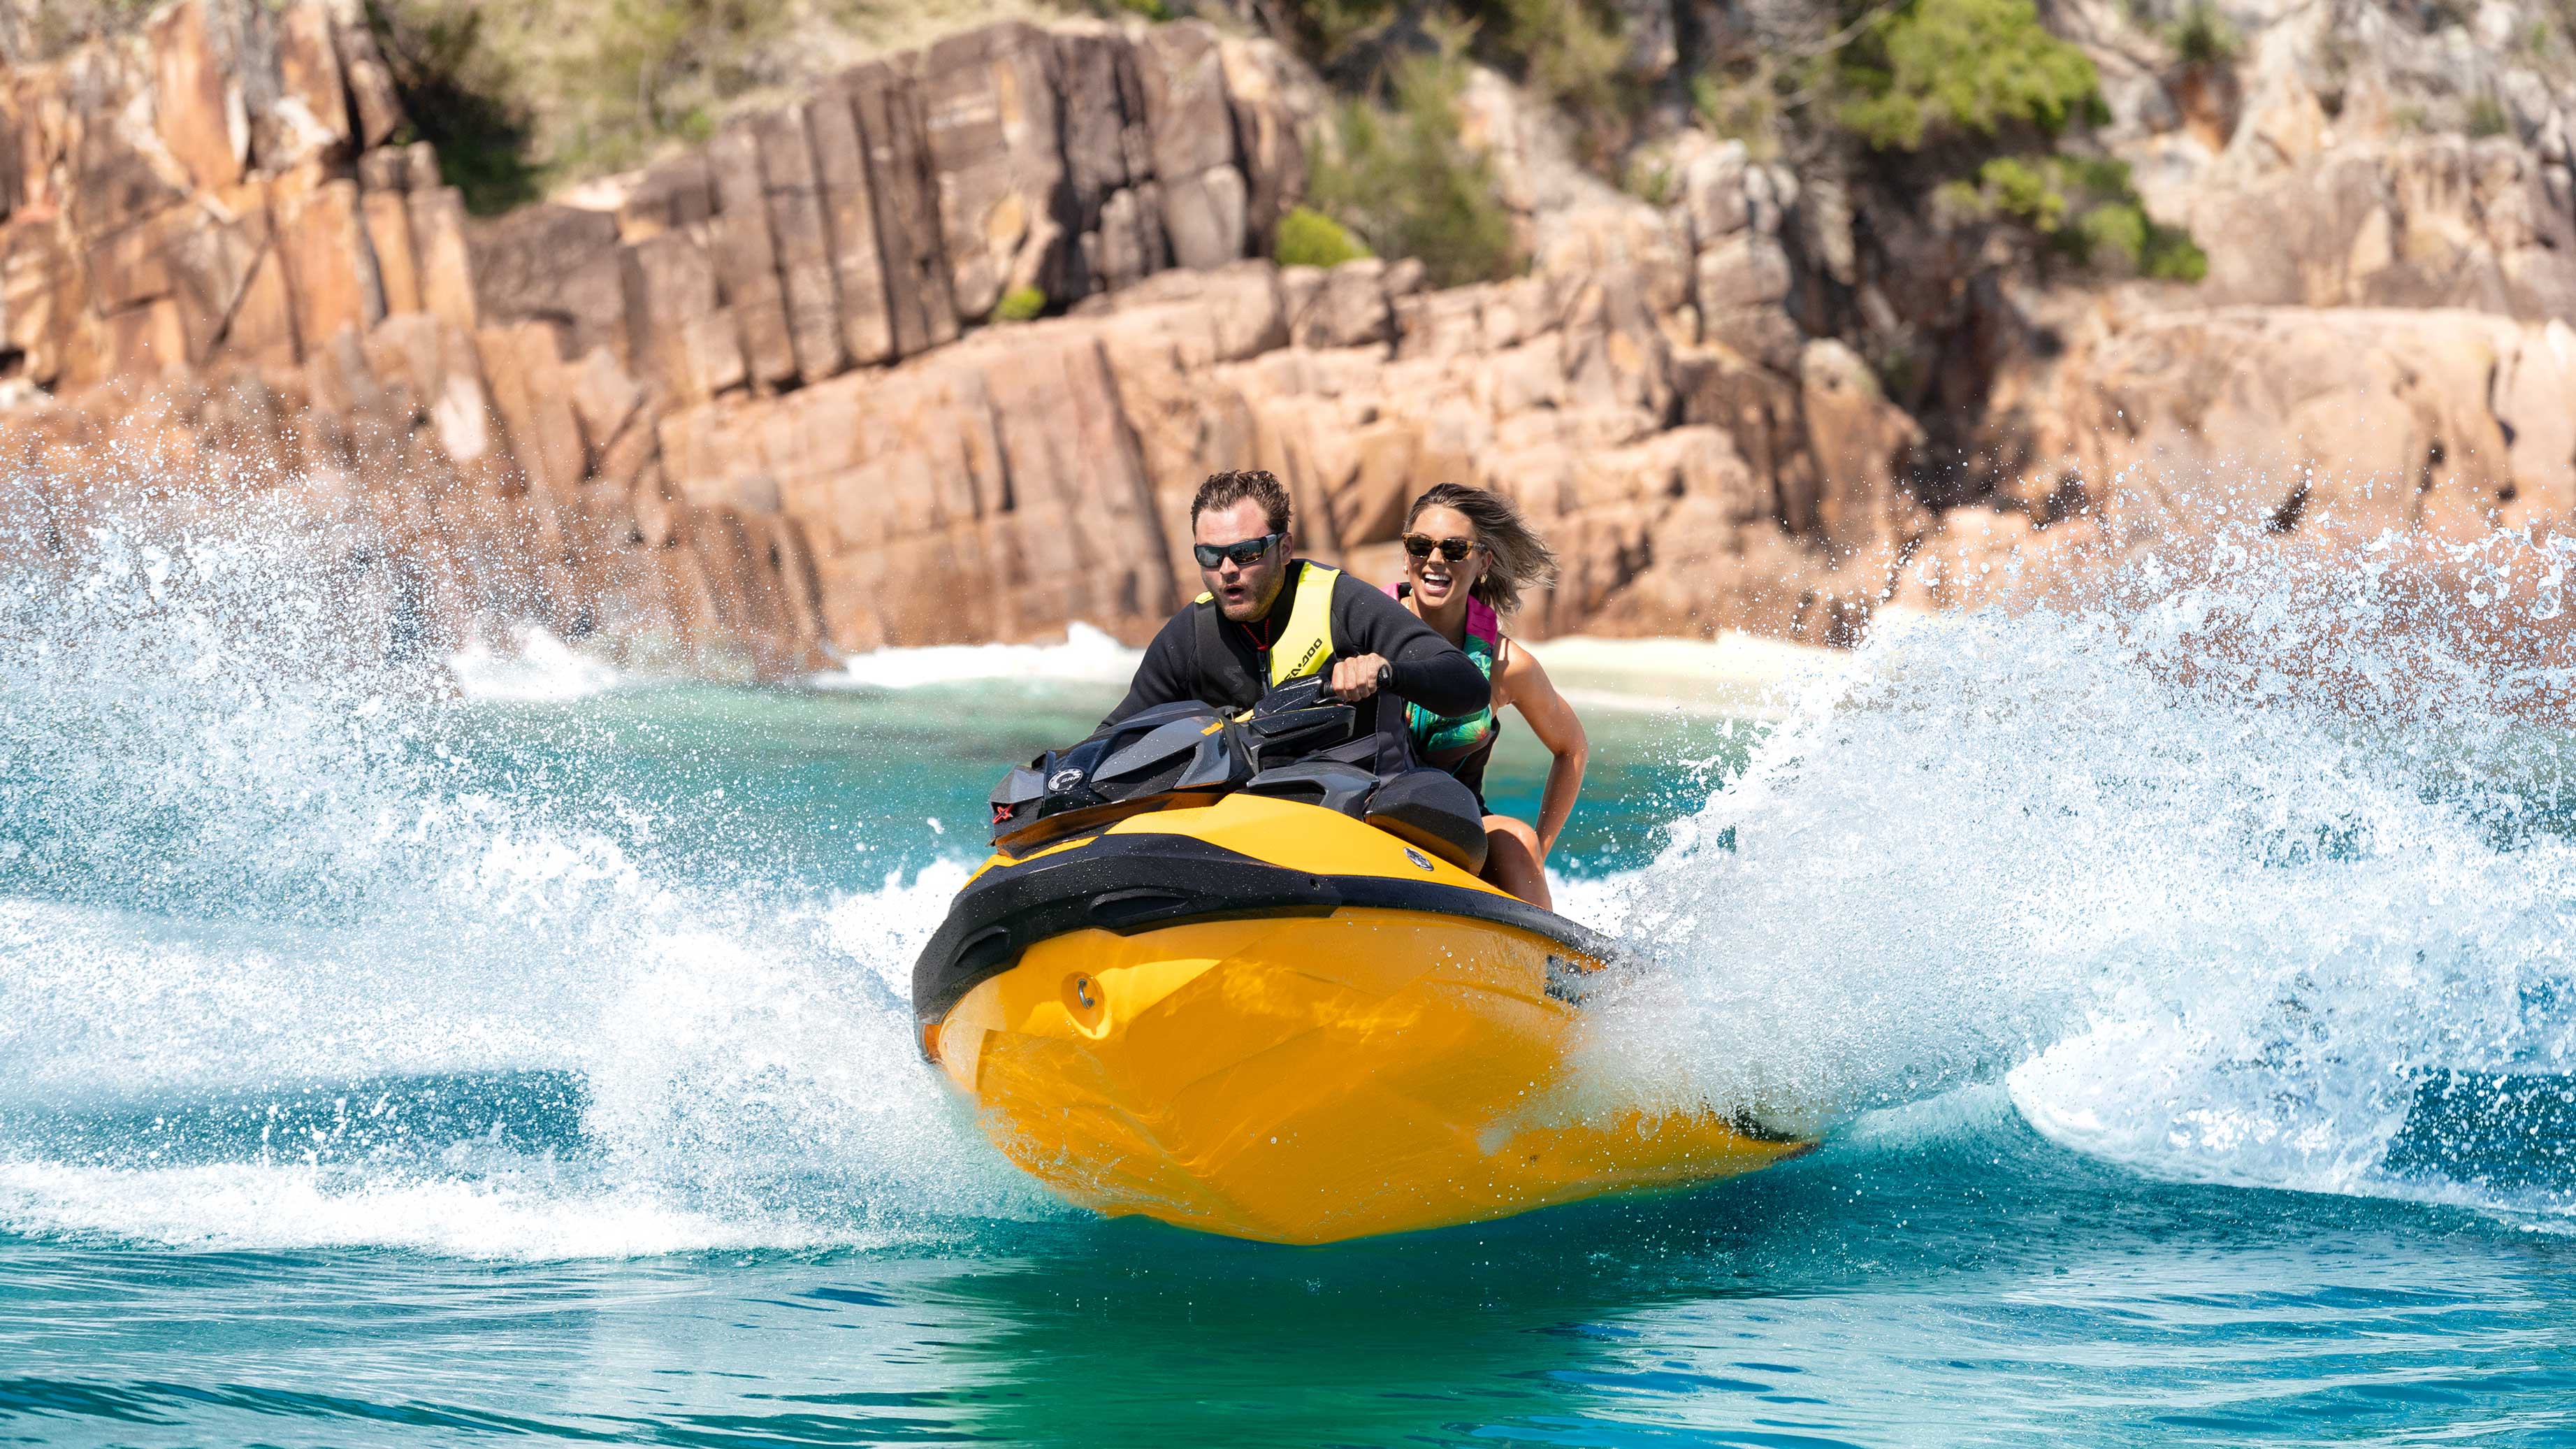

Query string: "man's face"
[[1194, 498, 1289, 623]]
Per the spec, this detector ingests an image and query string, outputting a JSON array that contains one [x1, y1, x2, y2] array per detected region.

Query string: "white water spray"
[[3, 501, 2571, 1255], [1574, 530, 2575, 1219]]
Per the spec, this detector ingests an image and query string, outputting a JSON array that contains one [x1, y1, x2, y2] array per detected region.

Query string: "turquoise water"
[[6, 515, 2576, 1444]]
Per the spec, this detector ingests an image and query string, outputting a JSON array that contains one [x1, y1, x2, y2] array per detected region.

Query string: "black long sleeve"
[[1327, 574, 1489, 718], [1100, 608, 1200, 728], [1099, 563, 1489, 731]]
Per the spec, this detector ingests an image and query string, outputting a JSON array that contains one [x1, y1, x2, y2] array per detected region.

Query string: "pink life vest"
[[1385, 581, 1500, 763]]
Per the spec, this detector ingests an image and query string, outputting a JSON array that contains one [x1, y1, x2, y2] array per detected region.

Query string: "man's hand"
[[1327, 654, 1391, 702]]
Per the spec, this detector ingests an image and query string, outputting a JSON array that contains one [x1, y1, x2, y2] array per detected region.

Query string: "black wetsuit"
[[1103, 561, 1489, 732]]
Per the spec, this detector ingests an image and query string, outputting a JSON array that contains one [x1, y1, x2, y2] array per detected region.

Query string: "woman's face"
[[1402, 504, 1484, 611]]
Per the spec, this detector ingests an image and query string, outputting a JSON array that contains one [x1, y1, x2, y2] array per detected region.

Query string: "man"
[[1104, 470, 1489, 727]]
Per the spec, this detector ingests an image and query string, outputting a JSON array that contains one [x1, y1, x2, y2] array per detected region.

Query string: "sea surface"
[[4, 514, 2576, 1446]]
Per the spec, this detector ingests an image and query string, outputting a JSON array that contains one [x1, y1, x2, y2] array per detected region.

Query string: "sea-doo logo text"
[[1048, 768, 1085, 791], [1403, 847, 1433, 872], [1288, 638, 1326, 677]]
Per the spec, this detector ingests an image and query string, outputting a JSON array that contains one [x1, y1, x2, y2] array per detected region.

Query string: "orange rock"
[[356, 147, 410, 194], [331, 15, 407, 150], [278, 5, 352, 150], [917, 22, 1068, 321], [1139, 24, 1235, 189], [363, 189, 421, 315], [514, 324, 591, 498], [845, 62, 960, 358], [803, 89, 895, 365], [466, 203, 626, 360], [64, 45, 191, 239], [570, 346, 647, 459], [614, 152, 714, 243], [198, 185, 299, 370], [105, 298, 187, 374], [89, 206, 184, 314], [753, 106, 850, 383], [1797, 338, 1924, 559], [625, 231, 741, 405], [2, 219, 101, 387], [1218, 37, 1315, 252], [277, 177, 386, 358], [148, 0, 243, 194], [474, 322, 573, 500], [707, 122, 798, 388], [408, 186, 479, 334], [262, 2, 353, 170]]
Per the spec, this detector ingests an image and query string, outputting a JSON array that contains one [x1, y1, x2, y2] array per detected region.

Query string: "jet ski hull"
[[918, 795, 1813, 1244]]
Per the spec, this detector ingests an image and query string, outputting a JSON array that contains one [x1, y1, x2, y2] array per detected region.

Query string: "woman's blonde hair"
[[1403, 483, 1559, 617]]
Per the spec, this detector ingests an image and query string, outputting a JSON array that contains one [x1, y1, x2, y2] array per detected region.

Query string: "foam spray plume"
[[4, 484, 2575, 1255], [0, 494, 1048, 1256], [1574, 526, 2576, 1222]]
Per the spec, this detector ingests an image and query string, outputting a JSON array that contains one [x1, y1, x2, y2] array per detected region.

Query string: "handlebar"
[[1252, 664, 1398, 719]]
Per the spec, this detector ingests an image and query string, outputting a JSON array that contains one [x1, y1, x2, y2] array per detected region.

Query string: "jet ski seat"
[[1358, 768, 1490, 873]]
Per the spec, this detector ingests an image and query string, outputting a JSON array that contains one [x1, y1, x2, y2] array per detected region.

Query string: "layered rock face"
[[0, 3, 1331, 670], [658, 252, 1920, 651], [1, 0, 2570, 677], [1895, 0, 2576, 612], [0, 0, 831, 673]]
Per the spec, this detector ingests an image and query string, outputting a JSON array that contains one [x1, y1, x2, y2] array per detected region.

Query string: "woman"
[[1385, 483, 1589, 911]]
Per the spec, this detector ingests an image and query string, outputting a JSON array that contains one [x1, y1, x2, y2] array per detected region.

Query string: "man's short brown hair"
[[1191, 470, 1292, 535]]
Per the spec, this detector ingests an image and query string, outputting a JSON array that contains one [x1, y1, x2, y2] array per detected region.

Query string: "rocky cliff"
[[0, 0, 2569, 675], [0, 6, 1333, 671]]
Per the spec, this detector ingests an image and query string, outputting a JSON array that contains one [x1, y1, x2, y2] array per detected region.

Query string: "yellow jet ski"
[[913, 679, 1814, 1245]]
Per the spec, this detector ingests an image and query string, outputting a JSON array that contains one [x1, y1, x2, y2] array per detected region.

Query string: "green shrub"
[[993, 287, 1048, 323], [1948, 153, 2206, 282], [2167, 2, 2239, 66], [1308, 53, 1520, 289], [1691, 66, 1781, 154], [1976, 154, 2068, 231], [1836, 0, 2105, 151], [1275, 206, 1372, 268], [581, 0, 782, 167], [2468, 92, 2512, 138], [1270, 0, 1630, 115], [2071, 201, 2205, 280], [361, 0, 788, 203], [1955, 153, 2124, 229], [1115, 0, 1174, 18], [1268, 0, 1402, 63], [1491, 0, 1630, 115], [2141, 224, 2209, 282], [1624, 157, 1675, 206], [363, 1, 540, 213]]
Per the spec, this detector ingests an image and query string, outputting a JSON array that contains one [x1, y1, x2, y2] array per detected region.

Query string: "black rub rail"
[[911, 833, 1623, 1030]]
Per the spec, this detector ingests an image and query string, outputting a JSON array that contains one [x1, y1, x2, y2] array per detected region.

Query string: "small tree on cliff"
[[1829, 0, 2204, 282], [1308, 46, 1521, 288]]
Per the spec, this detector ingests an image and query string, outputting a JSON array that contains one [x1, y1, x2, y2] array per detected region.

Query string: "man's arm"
[[1099, 609, 1200, 729], [1330, 574, 1490, 717]]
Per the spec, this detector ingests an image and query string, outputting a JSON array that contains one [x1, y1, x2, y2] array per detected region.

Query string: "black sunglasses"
[[1403, 534, 1480, 563], [1194, 533, 1285, 568]]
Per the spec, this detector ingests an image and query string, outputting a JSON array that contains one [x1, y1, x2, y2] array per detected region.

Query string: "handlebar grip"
[[1376, 661, 1394, 693]]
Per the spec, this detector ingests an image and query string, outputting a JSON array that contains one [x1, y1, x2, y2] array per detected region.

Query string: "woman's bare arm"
[[1498, 641, 1588, 860]]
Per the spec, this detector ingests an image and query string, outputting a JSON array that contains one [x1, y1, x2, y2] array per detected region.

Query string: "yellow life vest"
[[1196, 561, 1339, 686]]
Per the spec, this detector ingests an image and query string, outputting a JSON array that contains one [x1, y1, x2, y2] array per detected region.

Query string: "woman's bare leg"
[[1482, 814, 1550, 910]]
